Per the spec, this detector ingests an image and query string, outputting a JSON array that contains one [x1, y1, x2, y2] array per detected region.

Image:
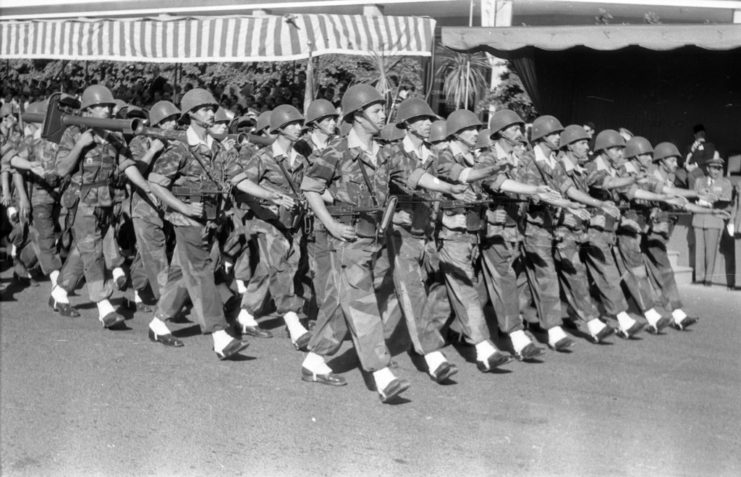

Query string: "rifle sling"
[[357, 157, 379, 207], [274, 156, 302, 204]]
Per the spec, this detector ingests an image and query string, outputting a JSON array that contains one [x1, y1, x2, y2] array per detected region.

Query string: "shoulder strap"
[[357, 158, 379, 207], [186, 145, 220, 186], [274, 155, 301, 202]]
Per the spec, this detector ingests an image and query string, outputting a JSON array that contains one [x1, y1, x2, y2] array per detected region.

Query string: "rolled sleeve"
[[148, 172, 171, 188], [300, 175, 327, 194], [407, 168, 426, 189]]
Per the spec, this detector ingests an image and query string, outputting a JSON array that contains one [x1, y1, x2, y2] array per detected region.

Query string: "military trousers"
[[156, 224, 226, 334], [239, 218, 303, 316], [132, 216, 169, 300], [58, 204, 113, 303], [693, 226, 722, 284], [615, 231, 657, 312], [29, 202, 62, 275], [389, 227, 448, 355], [437, 232, 490, 345], [479, 235, 527, 334], [582, 228, 629, 316], [643, 232, 683, 310], [308, 236, 391, 372], [554, 234, 600, 325], [521, 228, 563, 330]]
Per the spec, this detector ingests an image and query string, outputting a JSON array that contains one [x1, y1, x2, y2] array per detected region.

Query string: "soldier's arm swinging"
[[234, 178, 295, 209], [566, 187, 620, 217], [13, 171, 30, 221]]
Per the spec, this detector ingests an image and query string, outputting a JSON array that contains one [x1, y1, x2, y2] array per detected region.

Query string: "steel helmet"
[[214, 107, 232, 124], [475, 129, 493, 150], [489, 109, 524, 135], [395, 98, 438, 127], [379, 123, 405, 143], [180, 88, 218, 117], [149, 101, 181, 126], [270, 105, 304, 133], [624, 136, 653, 159], [531, 115, 564, 142], [25, 101, 48, 120], [254, 111, 272, 134], [340, 84, 384, 121], [429, 119, 448, 143], [305, 99, 338, 125], [594, 129, 626, 153], [125, 105, 148, 120], [653, 142, 681, 162], [80, 85, 116, 110], [446, 109, 483, 137], [558, 125, 590, 149]]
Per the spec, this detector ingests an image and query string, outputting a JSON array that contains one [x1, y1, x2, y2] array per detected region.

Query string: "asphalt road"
[[1, 272, 740, 477]]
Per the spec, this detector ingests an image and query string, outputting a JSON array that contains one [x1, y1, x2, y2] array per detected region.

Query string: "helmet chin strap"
[[359, 111, 381, 135], [189, 112, 213, 129], [455, 133, 477, 150], [278, 128, 301, 143], [315, 122, 335, 137]]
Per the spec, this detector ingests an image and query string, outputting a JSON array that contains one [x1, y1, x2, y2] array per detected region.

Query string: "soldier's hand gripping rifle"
[[326, 195, 399, 237]]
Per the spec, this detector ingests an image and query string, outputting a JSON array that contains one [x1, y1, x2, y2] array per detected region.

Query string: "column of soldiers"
[[2, 83, 728, 404]]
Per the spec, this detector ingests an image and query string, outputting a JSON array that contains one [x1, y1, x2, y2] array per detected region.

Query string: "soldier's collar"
[[449, 140, 474, 166], [402, 135, 431, 163], [271, 140, 299, 165], [310, 130, 329, 151], [534, 143, 557, 168], [347, 127, 379, 159], [623, 160, 640, 174], [186, 126, 214, 149], [561, 153, 583, 173]]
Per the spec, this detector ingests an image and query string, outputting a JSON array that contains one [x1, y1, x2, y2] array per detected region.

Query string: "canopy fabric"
[[0, 14, 436, 62], [442, 24, 741, 55]]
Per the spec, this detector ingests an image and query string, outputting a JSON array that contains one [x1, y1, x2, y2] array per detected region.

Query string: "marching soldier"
[[518, 115, 590, 351], [616, 136, 673, 332], [478, 110, 564, 358], [227, 104, 311, 347], [127, 101, 180, 309], [644, 142, 718, 330], [387, 98, 472, 382], [299, 84, 409, 402], [433, 109, 515, 373], [52, 85, 152, 328], [146, 88, 248, 359], [555, 125, 619, 341], [8, 100, 64, 298], [295, 99, 339, 323]]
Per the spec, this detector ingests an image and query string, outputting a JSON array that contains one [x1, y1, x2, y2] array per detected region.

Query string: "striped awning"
[[0, 14, 436, 62]]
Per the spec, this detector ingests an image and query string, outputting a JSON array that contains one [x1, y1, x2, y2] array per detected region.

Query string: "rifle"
[[256, 181, 310, 233], [326, 195, 399, 237], [171, 184, 225, 221]]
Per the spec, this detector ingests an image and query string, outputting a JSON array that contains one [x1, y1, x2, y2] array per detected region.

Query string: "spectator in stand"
[[692, 156, 733, 286]]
